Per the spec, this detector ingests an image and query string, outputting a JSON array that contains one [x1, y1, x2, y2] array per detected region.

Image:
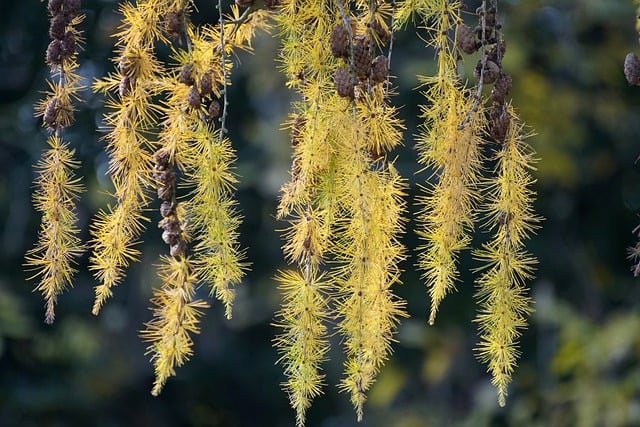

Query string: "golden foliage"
[[27, 1, 85, 323], [26, 0, 542, 420], [26, 136, 84, 324], [475, 110, 538, 406], [141, 255, 209, 396]]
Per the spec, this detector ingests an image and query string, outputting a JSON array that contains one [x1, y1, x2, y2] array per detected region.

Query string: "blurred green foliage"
[[2, 0, 640, 426]]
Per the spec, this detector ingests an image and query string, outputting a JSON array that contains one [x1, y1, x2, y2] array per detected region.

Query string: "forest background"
[[2, 0, 640, 426]]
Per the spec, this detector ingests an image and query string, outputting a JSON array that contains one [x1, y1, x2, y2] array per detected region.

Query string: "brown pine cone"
[[165, 10, 185, 39], [371, 19, 391, 45], [490, 105, 511, 143], [371, 55, 388, 84], [162, 230, 180, 246], [353, 35, 371, 79], [119, 56, 137, 78], [46, 39, 63, 65], [170, 240, 187, 257], [48, 0, 63, 15], [475, 59, 500, 84], [334, 67, 354, 99], [155, 170, 175, 189], [160, 201, 174, 218], [60, 31, 75, 59], [455, 24, 478, 55], [157, 185, 173, 201], [208, 100, 221, 118], [119, 76, 131, 97], [200, 72, 213, 96], [178, 64, 194, 85], [492, 72, 512, 103], [43, 98, 61, 128], [187, 85, 201, 108], [64, 0, 81, 19], [625, 53, 640, 86], [154, 150, 170, 169], [49, 14, 66, 40], [487, 39, 507, 64], [330, 24, 349, 59]]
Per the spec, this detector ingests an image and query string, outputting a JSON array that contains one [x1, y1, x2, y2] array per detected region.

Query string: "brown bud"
[[625, 53, 640, 86], [165, 10, 185, 39], [178, 64, 194, 85], [455, 24, 478, 55], [49, 14, 66, 40], [330, 24, 349, 59], [64, 0, 81, 19], [46, 39, 63, 65], [371, 55, 388, 84], [48, 0, 63, 15], [187, 85, 201, 109], [492, 72, 512, 103], [475, 59, 500, 84], [170, 240, 187, 257], [60, 31, 75, 59], [235, 0, 254, 6], [371, 19, 391, 45], [119, 76, 131, 97], [334, 67, 354, 99], [160, 201, 174, 217], [200, 72, 213, 96], [353, 35, 371, 79], [43, 98, 61, 128], [208, 100, 221, 118]]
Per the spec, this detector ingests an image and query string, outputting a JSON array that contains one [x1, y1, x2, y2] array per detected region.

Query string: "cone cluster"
[[42, 0, 81, 130], [46, 0, 80, 66], [178, 64, 220, 120], [331, 20, 391, 100], [154, 150, 186, 258], [457, 5, 512, 143]]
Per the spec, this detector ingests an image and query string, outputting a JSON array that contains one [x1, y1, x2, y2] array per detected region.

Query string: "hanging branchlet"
[[26, 0, 85, 324], [274, 2, 337, 424], [276, 1, 405, 423], [474, 107, 538, 407], [465, 1, 538, 407], [141, 255, 209, 396], [140, 2, 268, 395], [402, 0, 484, 325], [90, 0, 170, 315]]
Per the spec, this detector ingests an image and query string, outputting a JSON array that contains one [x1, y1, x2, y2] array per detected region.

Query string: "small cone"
[[335, 67, 354, 99], [330, 24, 349, 59], [625, 53, 640, 86]]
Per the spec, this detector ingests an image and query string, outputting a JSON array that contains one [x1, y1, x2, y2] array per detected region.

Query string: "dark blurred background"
[[3, 0, 640, 426]]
